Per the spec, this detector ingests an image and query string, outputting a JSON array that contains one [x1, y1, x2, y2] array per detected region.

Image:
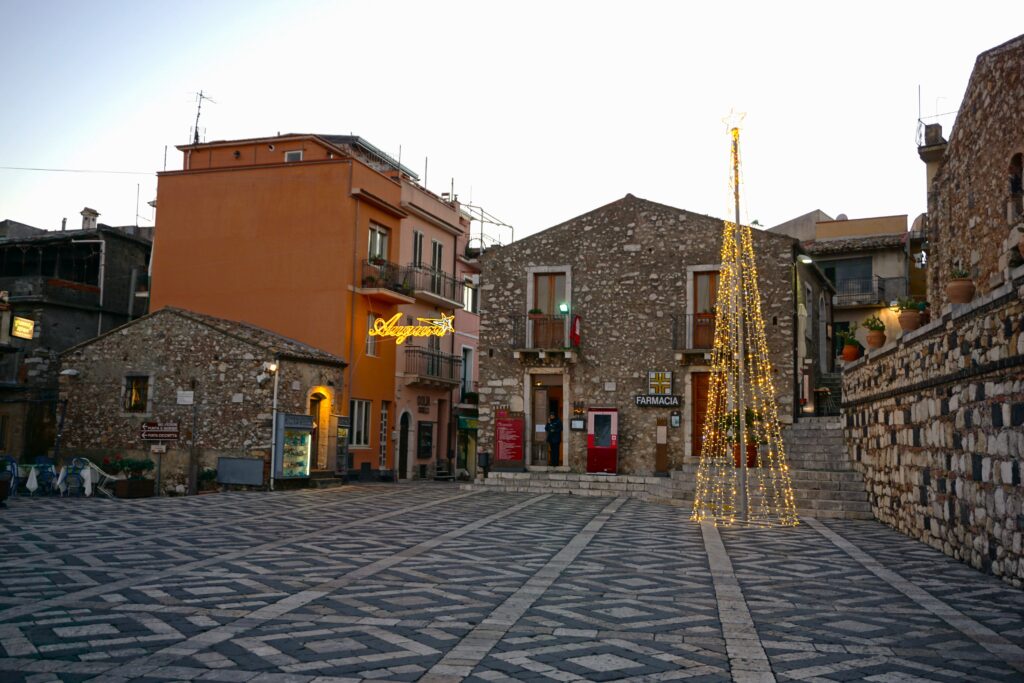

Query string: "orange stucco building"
[[152, 134, 430, 475]]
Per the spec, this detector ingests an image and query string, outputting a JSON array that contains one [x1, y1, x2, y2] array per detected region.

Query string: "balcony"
[[356, 259, 415, 305], [0, 276, 100, 308], [671, 313, 715, 364], [405, 265, 464, 309], [511, 314, 576, 362], [834, 276, 906, 307], [405, 348, 462, 388]]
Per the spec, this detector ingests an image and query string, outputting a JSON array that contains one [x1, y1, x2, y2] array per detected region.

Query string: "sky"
[[0, 0, 1021, 241]]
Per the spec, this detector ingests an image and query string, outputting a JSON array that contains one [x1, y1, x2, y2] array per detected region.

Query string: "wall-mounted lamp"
[[914, 251, 927, 269], [889, 300, 901, 313], [558, 302, 569, 313], [797, 254, 813, 264], [59, 368, 79, 377], [263, 361, 279, 373]]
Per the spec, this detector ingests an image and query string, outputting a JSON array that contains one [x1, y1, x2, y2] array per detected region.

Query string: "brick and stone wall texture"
[[60, 311, 343, 491], [844, 266, 1024, 586], [927, 35, 1024, 306], [477, 194, 799, 475]]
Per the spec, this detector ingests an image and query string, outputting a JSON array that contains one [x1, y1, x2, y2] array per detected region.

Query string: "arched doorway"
[[309, 390, 328, 470], [399, 412, 411, 479]]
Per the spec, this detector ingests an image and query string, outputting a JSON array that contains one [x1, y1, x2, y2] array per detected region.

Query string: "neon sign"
[[369, 313, 455, 344]]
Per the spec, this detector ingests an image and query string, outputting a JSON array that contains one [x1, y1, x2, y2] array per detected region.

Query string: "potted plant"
[[113, 457, 155, 498], [946, 266, 975, 304], [528, 308, 544, 320], [837, 324, 862, 361], [897, 297, 922, 332], [369, 255, 386, 266], [361, 274, 378, 288], [862, 315, 886, 349], [917, 300, 931, 325]]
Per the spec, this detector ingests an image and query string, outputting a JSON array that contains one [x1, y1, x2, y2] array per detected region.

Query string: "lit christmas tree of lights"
[[690, 118, 799, 527]]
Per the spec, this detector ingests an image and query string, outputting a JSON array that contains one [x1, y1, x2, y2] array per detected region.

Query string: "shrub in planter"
[[946, 267, 975, 304], [112, 457, 155, 498], [897, 298, 922, 332], [862, 315, 886, 349], [837, 324, 862, 361], [199, 467, 218, 492]]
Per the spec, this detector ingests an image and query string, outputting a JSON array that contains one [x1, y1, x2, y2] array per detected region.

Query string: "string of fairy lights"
[[690, 122, 799, 527]]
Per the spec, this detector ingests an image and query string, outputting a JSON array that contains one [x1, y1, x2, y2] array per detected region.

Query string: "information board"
[[494, 415, 524, 464]]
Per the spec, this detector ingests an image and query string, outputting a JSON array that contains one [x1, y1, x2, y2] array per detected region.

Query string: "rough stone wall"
[[478, 194, 797, 475], [927, 35, 1024, 305], [844, 266, 1024, 586], [59, 311, 343, 490]]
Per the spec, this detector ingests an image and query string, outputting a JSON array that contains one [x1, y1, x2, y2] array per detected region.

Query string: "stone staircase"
[[464, 417, 873, 520], [816, 372, 843, 416]]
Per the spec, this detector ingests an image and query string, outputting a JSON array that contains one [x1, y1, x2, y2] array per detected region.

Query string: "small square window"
[[284, 150, 303, 163], [123, 375, 149, 413]]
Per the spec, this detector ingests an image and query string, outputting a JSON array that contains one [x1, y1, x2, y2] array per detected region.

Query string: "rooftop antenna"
[[192, 90, 216, 144]]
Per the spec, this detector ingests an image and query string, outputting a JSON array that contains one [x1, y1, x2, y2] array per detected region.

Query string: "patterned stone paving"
[[1, 484, 1022, 682]]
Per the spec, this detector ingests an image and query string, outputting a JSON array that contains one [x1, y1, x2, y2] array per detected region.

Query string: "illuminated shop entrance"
[[530, 373, 563, 466]]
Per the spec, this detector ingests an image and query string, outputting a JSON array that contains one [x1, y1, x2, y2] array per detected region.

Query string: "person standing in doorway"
[[545, 412, 562, 467]]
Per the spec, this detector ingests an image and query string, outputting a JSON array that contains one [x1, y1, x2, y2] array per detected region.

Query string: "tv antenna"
[[192, 90, 216, 144]]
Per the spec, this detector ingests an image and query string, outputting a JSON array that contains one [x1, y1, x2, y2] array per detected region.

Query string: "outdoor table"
[[17, 464, 57, 494]]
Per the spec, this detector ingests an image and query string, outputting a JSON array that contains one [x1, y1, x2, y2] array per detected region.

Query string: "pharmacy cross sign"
[[648, 371, 673, 395]]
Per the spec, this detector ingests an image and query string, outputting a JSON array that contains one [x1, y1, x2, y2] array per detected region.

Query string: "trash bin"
[[478, 451, 490, 473]]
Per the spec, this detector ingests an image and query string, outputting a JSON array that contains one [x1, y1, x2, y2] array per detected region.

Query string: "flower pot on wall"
[[841, 343, 862, 361], [866, 330, 886, 349], [946, 278, 975, 304], [898, 310, 921, 332]]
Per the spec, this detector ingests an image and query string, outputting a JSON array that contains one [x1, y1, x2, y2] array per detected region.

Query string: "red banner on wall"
[[494, 415, 524, 464]]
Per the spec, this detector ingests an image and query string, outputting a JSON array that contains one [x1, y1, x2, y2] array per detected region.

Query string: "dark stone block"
[[947, 497, 956, 519], [989, 538, 998, 560], [982, 557, 992, 574], [903, 409, 911, 424], [964, 411, 973, 428], [1012, 403, 1024, 427], [919, 486, 928, 506], [941, 399, 949, 416], [972, 453, 983, 481], [913, 428, 921, 447], [953, 433, 962, 450], [891, 431, 897, 445], [1015, 462, 1021, 486], [924, 514, 931, 531], [937, 477, 946, 493], [949, 331, 958, 348], [992, 403, 1004, 428], [1005, 317, 1013, 337], [975, 384, 985, 401], [923, 468, 931, 485], [961, 501, 971, 525]]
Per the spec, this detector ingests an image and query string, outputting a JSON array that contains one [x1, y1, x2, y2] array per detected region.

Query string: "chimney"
[[61, 218, 67, 231], [80, 207, 99, 231], [918, 124, 947, 201]]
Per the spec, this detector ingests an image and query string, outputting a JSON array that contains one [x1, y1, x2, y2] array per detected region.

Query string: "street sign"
[[141, 422, 179, 441]]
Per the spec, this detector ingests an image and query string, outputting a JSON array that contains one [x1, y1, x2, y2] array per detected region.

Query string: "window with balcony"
[[368, 224, 389, 262], [825, 258, 873, 304], [532, 272, 567, 347], [413, 231, 424, 267], [693, 271, 718, 348], [349, 399, 371, 448]]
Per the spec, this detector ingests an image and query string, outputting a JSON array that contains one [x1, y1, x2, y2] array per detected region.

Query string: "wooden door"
[[691, 373, 709, 458]]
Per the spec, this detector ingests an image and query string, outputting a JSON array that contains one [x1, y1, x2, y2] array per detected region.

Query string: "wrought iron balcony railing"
[[405, 347, 462, 384], [671, 313, 716, 350], [405, 265, 464, 306], [511, 314, 568, 349], [834, 276, 906, 306], [360, 259, 411, 296]]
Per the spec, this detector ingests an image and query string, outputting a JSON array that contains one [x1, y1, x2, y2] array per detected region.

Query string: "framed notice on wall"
[[494, 414, 524, 465]]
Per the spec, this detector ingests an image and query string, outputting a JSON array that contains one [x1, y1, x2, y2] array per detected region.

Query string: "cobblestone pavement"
[[1, 484, 1023, 682]]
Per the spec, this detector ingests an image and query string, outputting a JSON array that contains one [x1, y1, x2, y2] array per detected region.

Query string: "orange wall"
[[152, 149, 405, 470]]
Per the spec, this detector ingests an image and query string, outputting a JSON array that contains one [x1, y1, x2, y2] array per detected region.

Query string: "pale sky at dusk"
[[0, 0, 1020, 239]]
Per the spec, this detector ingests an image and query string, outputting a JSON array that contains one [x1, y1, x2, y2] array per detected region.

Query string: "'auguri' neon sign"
[[369, 313, 455, 344]]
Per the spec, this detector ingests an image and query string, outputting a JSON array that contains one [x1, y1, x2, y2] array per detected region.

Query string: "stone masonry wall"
[[60, 312, 343, 491], [927, 35, 1024, 305], [478, 194, 797, 475], [844, 265, 1024, 586]]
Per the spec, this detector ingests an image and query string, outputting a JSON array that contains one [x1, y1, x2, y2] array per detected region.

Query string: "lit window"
[[349, 399, 371, 448], [123, 375, 149, 413]]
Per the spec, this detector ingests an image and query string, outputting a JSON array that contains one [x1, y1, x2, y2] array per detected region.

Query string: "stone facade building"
[[0, 210, 151, 459], [477, 194, 832, 477], [59, 307, 345, 492], [844, 34, 1024, 586]]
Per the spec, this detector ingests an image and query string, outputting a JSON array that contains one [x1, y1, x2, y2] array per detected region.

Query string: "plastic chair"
[[0, 455, 19, 497], [34, 456, 56, 495]]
